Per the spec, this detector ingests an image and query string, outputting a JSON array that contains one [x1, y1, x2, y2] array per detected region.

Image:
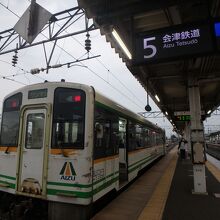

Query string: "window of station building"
[[0, 93, 22, 146], [52, 88, 86, 149], [94, 106, 119, 159]]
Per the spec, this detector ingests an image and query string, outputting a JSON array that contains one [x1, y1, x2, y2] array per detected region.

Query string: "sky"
[[0, 0, 218, 137]]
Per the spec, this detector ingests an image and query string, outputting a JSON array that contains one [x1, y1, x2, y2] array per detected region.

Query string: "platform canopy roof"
[[77, 0, 220, 132]]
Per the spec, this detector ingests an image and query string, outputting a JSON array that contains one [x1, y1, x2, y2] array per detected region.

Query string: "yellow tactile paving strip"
[[138, 150, 178, 220], [206, 161, 220, 182]]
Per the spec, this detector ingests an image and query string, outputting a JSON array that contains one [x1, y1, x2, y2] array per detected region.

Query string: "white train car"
[[0, 82, 165, 219]]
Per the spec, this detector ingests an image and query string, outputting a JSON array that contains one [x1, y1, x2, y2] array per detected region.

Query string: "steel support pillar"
[[188, 77, 207, 194]]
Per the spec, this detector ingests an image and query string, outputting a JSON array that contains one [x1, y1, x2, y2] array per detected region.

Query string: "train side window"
[[119, 118, 126, 148], [95, 122, 104, 147], [94, 105, 119, 159], [143, 128, 150, 147], [135, 124, 143, 148], [128, 121, 136, 151], [94, 121, 111, 158], [149, 131, 156, 146], [110, 120, 119, 155]]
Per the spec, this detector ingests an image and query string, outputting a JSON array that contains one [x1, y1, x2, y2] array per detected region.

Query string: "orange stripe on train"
[[0, 146, 17, 152], [50, 149, 77, 156], [94, 155, 119, 164]]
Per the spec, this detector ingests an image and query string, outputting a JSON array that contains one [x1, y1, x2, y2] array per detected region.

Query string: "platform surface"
[[162, 157, 220, 220]]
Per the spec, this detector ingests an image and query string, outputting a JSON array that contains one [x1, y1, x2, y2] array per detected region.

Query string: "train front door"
[[17, 107, 49, 196]]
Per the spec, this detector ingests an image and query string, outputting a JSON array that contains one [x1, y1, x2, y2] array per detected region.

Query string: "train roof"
[[3, 81, 164, 133]]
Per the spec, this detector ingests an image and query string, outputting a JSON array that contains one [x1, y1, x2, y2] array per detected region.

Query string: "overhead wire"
[[0, 1, 145, 111], [0, 73, 27, 85], [0, 58, 47, 83]]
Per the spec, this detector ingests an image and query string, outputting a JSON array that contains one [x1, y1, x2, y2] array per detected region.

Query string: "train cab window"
[[25, 113, 45, 149], [0, 93, 22, 146], [52, 88, 86, 149]]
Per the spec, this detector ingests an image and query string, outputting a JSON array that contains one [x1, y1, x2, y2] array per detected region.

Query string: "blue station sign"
[[134, 21, 216, 64]]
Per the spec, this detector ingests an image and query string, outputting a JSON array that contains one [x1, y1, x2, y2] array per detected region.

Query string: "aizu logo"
[[60, 162, 76, 181]]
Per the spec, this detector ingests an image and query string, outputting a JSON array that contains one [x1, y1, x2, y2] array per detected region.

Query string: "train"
[[0, 81, 166, 219]]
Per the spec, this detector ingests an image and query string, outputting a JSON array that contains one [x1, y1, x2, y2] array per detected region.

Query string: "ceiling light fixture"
[[155, 95, 160, 102], [112, 29, 132, 60]]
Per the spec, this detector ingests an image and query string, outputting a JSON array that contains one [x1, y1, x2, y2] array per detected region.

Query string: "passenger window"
[[143, 128, 150, 147], [95, 122, 104, 147], [95, 122, 110, 147], [94, 106, 119, 159], [135, 124, 143, 148], [119, 118, 126, 148]]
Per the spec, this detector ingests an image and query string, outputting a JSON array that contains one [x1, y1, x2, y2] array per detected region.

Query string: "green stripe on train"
[[47, 176, 119, 198], [47, 171, 119, 188], [47, 152, 160, 189], [0, 180, 15, 189], [93, 171, 119, 185], [0, 174, 16, 180], [47, 181, 92, 188], [128, 154, 159, 173], [93, 176, 118, 195], [47, 188, 92, 198], [128, 154, 153, 169]]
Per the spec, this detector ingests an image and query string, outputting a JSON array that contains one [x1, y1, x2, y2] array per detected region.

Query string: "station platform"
[[92, 147, 220, 220]]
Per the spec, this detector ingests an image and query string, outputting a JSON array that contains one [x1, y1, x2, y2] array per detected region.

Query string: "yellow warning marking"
[[138, 150, 178, 220], [206, 161, 220, 182]]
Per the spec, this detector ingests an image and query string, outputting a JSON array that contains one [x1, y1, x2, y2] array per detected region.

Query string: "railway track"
[[206, 143, 220, 160]]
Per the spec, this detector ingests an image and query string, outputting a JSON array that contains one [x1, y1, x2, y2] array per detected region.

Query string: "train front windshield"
[[0, 93, 22, 146], [52, 88, 86, 149]]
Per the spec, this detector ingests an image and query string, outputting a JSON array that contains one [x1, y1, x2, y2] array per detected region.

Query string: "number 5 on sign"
[[143, 37, 157, 59]]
